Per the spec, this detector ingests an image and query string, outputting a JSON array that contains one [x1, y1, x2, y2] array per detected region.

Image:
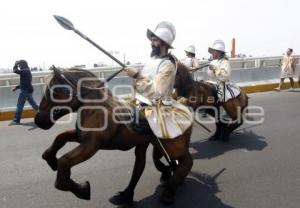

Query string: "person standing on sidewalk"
[[9, 60, 38, 125], [275, 48, 297, 91]]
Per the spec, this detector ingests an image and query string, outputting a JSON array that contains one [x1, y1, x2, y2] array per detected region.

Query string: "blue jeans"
[[14, 91, 39, 122]]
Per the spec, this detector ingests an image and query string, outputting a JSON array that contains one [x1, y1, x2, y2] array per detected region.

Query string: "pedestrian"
[[274, 48, 297, 91], [9, 60, 39, 125]]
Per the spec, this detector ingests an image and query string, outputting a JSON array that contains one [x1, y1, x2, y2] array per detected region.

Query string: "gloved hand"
[[208, 64, 216, 72], [126, 67, 140, 78]]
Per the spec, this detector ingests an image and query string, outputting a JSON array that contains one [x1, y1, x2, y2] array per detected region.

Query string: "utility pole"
[[231, 38, 236, 58]]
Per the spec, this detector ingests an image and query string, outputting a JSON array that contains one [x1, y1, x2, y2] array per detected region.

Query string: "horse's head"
[[34, 66, 102, 129], [175, 62, 218, 109]]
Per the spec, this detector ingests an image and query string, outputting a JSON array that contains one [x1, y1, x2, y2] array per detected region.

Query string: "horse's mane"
[[59, 68, 131, 114], [175, 63, 219, 103], [176, 62, 195, 97], [61, 68, 102, 88]]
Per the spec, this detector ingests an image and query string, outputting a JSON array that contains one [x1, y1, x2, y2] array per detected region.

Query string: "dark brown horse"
[[34, 67, 193, 205], [175, 62, 248, 141]]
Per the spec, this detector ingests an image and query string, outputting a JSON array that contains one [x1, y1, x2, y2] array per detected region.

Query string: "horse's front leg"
[[55, 141, 98, 200], [42, 129, 79, 171], [110, 143, 150, 205]]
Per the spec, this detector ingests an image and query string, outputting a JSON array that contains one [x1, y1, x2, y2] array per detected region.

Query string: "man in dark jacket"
[[9, 60, 38, 125]]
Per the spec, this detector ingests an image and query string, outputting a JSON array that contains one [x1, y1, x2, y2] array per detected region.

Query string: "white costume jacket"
[[208, 58, 240, 102], [280, 55, 296, 78], [135, 56, 193, 139]]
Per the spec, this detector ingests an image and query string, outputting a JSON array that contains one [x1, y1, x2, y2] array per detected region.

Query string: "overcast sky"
[[0, 0, 299, 69]]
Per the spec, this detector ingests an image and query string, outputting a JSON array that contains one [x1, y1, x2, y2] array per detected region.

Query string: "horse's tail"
[[243, 92, 255, 121], [245, 93, 249, 109]]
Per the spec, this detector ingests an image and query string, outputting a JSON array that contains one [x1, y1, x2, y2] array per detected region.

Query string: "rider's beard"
[[150, 45, 161, 57]]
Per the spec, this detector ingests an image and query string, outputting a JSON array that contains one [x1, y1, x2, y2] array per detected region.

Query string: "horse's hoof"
[[73, 181, 91, 200], [159, 189, 175, 205], [160, 170, 172, 183], [109, 190, 134, 205], [42, 150, 58, 171]]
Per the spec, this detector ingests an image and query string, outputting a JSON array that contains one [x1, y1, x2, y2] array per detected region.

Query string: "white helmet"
[[147, 21, 176, 48], [184, 45, 196, 54], [208, 40, 226, 53]]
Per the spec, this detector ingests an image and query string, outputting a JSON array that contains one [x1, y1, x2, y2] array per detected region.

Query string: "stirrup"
[[169, 160, 178, 170]]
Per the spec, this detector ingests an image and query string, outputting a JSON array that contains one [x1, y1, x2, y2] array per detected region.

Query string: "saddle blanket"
[[116, 98, 193, 139], [206, 81, 241, 102], [143, 101, 193, 139]]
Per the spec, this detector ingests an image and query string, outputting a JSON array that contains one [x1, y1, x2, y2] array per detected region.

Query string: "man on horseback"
[[35, 19, 195, 205], [206, 40, 247, 141], [181, 45, 200, 79], [126, 21, 193, 139], [207, 40, 240, 104]]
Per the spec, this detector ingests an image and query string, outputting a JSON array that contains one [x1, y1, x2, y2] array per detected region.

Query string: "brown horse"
[[175, 62, 248, 141], [34, 67, 193, 205]]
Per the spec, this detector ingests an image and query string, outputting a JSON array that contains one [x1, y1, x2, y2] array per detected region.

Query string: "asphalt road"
[[0, 90, 300, 208]]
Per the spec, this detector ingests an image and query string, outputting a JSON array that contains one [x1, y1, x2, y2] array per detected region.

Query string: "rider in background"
[[181, 45, 200, 79], [207, 40, 231, 103]]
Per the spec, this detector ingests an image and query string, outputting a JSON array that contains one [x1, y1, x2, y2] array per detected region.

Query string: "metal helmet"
[[208, 40, 226, 53], [147, 21, 176, 48], [185, 45, 196, 54]]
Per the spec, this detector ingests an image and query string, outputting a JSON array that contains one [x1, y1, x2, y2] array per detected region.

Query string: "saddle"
[[130, 105, 153, 135], [115, 103, 153, 135], [205, 81, 241, 103]]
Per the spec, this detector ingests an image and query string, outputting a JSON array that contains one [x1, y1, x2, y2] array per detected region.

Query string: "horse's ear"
[[177, 62, 191, 77], [50, 65, 62, 77], [49, 65, 55, 71]]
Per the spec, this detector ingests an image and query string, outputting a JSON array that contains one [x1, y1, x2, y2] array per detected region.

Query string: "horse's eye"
[[53, 109, 61, 115], [50, 85, 73, 103]]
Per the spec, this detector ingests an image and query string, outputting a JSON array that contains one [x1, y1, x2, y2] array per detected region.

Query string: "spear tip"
[[53, 15, 74, 31]]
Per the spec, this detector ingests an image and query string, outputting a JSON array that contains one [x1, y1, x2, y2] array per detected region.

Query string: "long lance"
[[53, 15, 125, 82], [191, 63, 210, 72]]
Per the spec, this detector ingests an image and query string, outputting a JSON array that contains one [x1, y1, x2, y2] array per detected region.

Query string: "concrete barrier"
[[1, 56, 300, 121], [194, 66, 300, 84]]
